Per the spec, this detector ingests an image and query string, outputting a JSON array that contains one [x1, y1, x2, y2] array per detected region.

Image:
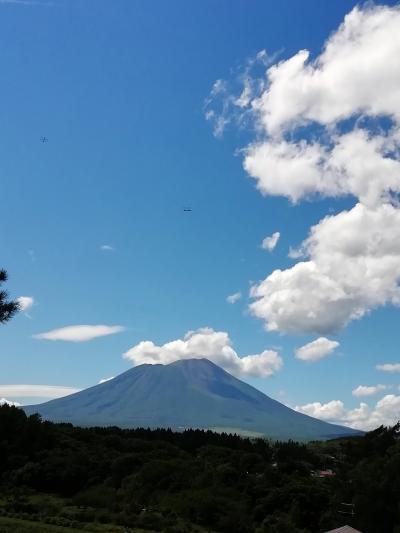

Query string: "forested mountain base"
[[0, 405, 399, 533]]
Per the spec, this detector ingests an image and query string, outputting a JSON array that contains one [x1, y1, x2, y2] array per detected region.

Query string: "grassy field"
[[0, 516, 158, 533], [0, 515, 91, 532]]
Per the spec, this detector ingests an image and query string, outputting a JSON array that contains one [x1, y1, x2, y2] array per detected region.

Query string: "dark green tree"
[[0, 269, 20, 323]]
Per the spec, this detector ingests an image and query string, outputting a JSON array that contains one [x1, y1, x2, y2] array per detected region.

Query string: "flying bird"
[[183, 207, 192, 212], [40, 136, 48, 143]]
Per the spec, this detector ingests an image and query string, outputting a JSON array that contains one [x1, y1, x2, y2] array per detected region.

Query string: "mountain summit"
[[24, 358, 360, 440]]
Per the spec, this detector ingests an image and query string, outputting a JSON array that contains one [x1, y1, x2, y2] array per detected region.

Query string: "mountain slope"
[[23, 358, 361, 440]]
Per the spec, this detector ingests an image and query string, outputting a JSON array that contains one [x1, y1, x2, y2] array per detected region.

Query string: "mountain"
[[23, 358, 361, 440]]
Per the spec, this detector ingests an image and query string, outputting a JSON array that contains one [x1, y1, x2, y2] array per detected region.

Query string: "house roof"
[[324, 527, 362, 533]]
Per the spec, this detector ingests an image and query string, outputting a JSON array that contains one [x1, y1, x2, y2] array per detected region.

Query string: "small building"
[[311, 468, 336, 478]]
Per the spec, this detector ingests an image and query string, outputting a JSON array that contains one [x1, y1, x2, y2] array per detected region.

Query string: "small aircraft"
[[40, 136, 48, 143]]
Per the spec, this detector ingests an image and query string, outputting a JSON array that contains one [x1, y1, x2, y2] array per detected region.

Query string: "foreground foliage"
[[0, 270, 20, 324], [0, 405, 399, 532]]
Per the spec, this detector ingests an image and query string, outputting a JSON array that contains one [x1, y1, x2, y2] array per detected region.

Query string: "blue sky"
[[1, 0, 400, 430]]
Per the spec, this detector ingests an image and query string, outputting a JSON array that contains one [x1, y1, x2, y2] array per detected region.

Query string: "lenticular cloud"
[[216, 4, 400, 334]]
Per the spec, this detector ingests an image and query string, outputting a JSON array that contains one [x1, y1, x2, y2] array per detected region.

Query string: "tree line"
[[0, 404, 399, 532]]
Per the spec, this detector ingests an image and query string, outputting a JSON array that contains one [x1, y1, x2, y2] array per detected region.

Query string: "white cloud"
[[295, 337, 339, 362], [252, 5, 400, 135], [295, 395, 400, 431], [205, 49, 282, 139], [250, 203, 400, 334], [226, 292, 242, 304], [237, 5, 400, 209], [296, 400, 346, 422], [352, 384, 388, 397], [17, 296, 34, 312], [261, 231, 280, 251], [288, 246, 303, 260], [33, 325, 125, 342], [123, 327, 283, 379], [377, 363, 400, 373], [0, 398, 21, 407], [241, 6, 400, 337], [204, 79, 232, 137], [207, 5, 400, 336], [100, 244, 114, 251], [244, 129, 400, 208], [98, 376, 114, 384], [0, 385, 80, 398]]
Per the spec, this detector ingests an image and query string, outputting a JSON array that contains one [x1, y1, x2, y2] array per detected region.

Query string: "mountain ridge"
[[23, 358, 361, 441]]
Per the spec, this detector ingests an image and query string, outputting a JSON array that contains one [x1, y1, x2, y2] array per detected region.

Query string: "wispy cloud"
[[261, 232, 280, 252], [226, 292, 242, 304], [204, 49, 281, 138], [17, 296, 35, 318], [33, 325, 125, 342], [17, 296, 34, 312], [352, 384, 388, 397], [98, 376, 114, 384], [100, 244, 115, 252], [0, 385, 80, 398], [376, 363, 400, 373]]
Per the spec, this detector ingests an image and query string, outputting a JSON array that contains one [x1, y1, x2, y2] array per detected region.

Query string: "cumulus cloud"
[[296, 400, 346, 422], [295, 337, 339, 362], [226, 292, 242, 304], [377, 363, 400, 373], [123, 327, 283, 378], [261, 231, 280, 251], [33, 325, 125, 342], [352, 384, 388, 397], [0, 398, 21, 407], [208, 5, 400, 335], [252, 5, 400, 135], [0, 385, 80, 398], [295, 395, 400, 431], [250, 203, 400, 333], [244, 129, 400, 207]]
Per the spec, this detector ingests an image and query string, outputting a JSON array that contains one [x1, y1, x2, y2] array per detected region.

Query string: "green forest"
[[0, 405, 399, 533]]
